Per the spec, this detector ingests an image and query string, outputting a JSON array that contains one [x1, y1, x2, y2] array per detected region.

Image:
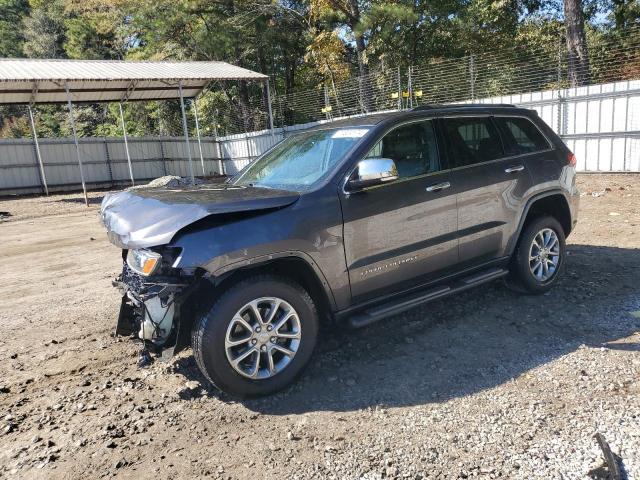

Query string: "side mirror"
[[346, 158, 398, 192]]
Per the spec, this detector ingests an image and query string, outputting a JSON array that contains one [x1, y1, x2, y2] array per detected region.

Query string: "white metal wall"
[[1, 80, 638, 196], [478, 79, 640, 172], [0, 137, 223, 195], [219, 79, 640, 174]]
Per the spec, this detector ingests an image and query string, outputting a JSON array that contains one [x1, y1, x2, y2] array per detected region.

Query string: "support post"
[[178, 81, 195, 184], [265, 78, 275, 138], [324, 85, 331, 120], [407, 67, 414, 109], [469, 55, 476, 101], [245, 132, 252, 162], [159, 140, 168, 176], [27, 105, 48, 196], [212, 110, 224, 176], [623, 80, 630, 171], [103, 139, 114, 185], [65, 84, 89, 206], [192, 99, 206, 176], [118, 103, 135, 186], [397, 66, 402, 110]]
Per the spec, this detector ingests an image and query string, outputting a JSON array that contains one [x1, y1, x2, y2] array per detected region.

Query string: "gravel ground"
[[0, 174, 639, 480]]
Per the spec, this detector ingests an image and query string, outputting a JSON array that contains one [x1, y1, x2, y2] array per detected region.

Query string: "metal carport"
[[0, 59, 271, 205]]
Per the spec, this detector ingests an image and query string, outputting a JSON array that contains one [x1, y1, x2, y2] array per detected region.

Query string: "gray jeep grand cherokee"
[[101, 104, 579, 396]]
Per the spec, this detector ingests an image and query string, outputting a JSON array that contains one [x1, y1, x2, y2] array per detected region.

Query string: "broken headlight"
[[126, 249, 162, 276]]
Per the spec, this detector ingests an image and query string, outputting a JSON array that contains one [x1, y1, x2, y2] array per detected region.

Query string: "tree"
[[309, 0, 418, 111], [1, 0, 636, 139], [22, 0, 67, 58], [564, 0, 591, 86], [64, 0, 132, 59], [0, 0, 30, 57], [609, 0, 640, 29]]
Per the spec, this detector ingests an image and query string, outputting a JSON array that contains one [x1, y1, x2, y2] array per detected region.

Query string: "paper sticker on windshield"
[[331, 129, 369, 139]]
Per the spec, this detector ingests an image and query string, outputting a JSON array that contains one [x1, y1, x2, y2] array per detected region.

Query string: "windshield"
[[232, 127, 370, 191]]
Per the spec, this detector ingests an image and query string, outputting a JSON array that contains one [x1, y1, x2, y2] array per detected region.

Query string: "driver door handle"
[[426, 181, 451, 192], [504, 165, 525, 173]]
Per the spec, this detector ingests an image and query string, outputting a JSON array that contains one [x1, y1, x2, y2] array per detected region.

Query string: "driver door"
[[339, 119, 459, 303]]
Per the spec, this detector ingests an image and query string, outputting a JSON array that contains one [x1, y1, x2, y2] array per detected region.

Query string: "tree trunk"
[[355, 33, 373, 113], [256, 35, 271, 130], [564, 0, 590, 87], [344, 0, 373, 113], [354, 34, 368, 79]]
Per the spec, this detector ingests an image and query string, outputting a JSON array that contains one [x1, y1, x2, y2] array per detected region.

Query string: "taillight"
[[567, 152, 577, 167]]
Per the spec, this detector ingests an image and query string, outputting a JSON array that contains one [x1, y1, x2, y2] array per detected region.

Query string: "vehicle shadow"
[[173, 244, 640, 413]]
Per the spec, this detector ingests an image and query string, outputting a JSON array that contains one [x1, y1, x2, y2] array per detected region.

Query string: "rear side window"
[[441, 117, 504, 168], [495, 116, 550, 155]]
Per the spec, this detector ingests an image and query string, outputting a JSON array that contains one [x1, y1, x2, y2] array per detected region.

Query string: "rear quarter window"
[[495, 116, 551, 155]]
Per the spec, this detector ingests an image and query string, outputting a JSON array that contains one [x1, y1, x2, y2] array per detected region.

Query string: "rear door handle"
[[426, 181, 451, 192], [504, 165, 525, 173]]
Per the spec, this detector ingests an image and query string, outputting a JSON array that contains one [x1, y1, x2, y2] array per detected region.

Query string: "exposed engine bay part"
[[138, 294, 175, 344], [113, 259, 196, 355]]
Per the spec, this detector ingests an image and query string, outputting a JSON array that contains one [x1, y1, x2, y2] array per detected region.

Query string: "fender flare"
[[207, 251, 338, 311], [506, 189, 571, 256]]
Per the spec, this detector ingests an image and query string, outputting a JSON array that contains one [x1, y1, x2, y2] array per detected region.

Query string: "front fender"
[[211, 251, 338, 311], [169, 192, 350, 310]]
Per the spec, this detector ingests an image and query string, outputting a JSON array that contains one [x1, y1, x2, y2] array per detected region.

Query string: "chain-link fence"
[[409, 30, 640, 107], [214, 25, 640, 136], [2, 26, 640, 195]]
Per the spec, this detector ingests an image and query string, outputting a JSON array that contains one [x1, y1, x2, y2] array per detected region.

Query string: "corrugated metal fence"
[[482, 79, 640, 172], [0, 137, 225, 195], [1, 79, 638, 196]]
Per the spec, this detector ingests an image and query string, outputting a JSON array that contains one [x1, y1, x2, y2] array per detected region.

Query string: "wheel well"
[[212, 257, 335, 324], [524, 194, 572, 235]]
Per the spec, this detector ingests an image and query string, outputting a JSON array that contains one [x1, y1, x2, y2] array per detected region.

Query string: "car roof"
[[298, 104, 534, 133], [294, 112, 401, 131]]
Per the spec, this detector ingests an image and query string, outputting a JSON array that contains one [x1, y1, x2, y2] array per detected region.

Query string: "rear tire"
[[192, 274, 318, 397], [508, 215, 566, 294]]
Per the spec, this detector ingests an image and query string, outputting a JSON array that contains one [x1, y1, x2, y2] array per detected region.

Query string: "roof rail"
[[412, 103, 516, 111]]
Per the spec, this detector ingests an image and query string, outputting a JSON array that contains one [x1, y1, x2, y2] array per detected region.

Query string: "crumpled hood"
[[100, 184, 300, 249]]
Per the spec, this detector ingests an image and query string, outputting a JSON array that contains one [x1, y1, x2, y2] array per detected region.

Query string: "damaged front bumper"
[[113, 260, 196, 358]]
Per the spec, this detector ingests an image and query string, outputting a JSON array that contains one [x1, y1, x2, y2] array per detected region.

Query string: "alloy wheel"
[[224, 297, 302, 379], [528, 227, 560, 282]]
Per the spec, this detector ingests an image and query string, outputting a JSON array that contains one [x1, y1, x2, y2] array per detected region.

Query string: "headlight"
[[127, 249, 162, 276]]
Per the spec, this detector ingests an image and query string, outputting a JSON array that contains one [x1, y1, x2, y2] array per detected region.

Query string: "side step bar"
[[345, 268, 508, 329]]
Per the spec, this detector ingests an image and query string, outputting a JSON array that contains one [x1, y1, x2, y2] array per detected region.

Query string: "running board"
[[345, 268, 508, 329]]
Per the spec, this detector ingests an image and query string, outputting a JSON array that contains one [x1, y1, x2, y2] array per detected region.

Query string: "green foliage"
[[22, 0, 66, 58], [0, 0, 30, 57], [609, 0, 640, 28], [0, 0, 638, 138]]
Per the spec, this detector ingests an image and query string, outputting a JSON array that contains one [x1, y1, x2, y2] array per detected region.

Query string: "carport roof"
[[0, 58, 268, 105]]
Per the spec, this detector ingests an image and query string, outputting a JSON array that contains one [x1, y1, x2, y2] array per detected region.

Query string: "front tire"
[[508, 215, 566, 294], [192, 275, 319, 397]]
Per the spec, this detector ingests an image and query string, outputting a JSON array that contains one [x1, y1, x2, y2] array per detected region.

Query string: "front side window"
[[232, 127, 369, 191], [442, 117, 504, 168], [495, 116, 550, 155], [365, 120, 440, 179]]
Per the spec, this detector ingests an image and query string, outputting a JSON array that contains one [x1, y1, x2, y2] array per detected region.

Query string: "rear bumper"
[[569, 187, 580, 233]]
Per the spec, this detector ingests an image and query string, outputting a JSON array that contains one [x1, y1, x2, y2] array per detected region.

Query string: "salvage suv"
[[101, 104, 579, 396]]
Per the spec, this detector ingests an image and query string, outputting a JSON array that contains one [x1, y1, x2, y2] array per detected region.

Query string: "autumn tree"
[[564, 0, 590, 86]]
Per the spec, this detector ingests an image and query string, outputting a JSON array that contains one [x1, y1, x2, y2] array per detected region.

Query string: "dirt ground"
[[1, 174, 639, 480]]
